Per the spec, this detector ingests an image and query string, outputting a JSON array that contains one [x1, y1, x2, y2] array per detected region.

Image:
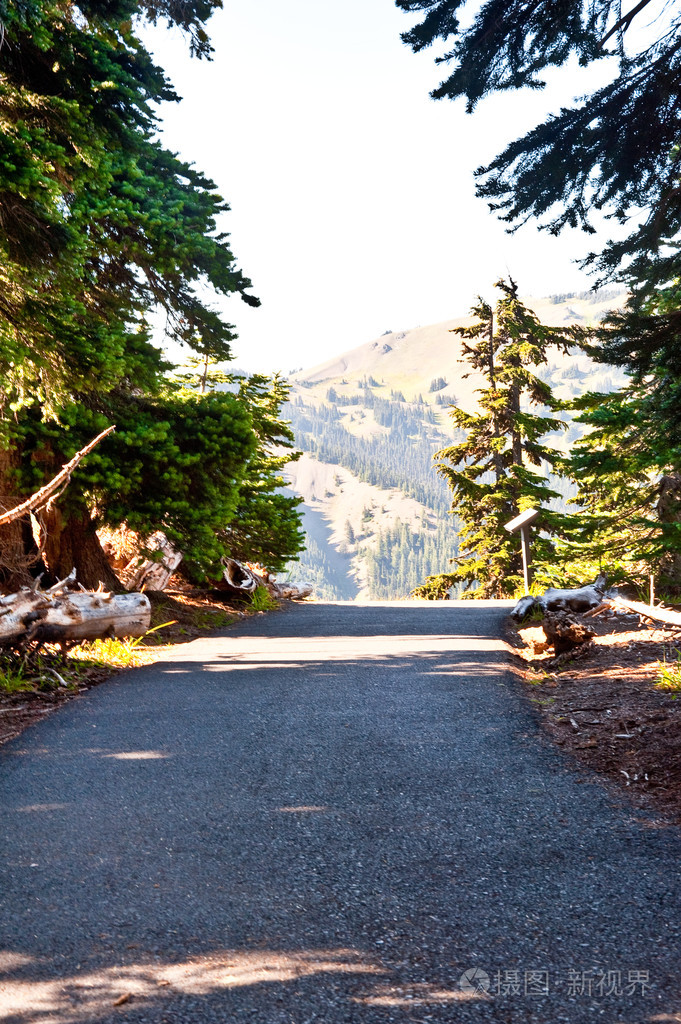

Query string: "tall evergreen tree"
[[414, 280, 575, 599], [397, 0, 681, 589], [0, 0, 257, 411], [552, 280, 681, 596], [0, 0, 304, 587], [216, 374, 304, 574], [565, 375, 681, 595]]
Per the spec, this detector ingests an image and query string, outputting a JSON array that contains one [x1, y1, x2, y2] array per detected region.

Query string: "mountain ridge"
[[293, 289, 625, 403]]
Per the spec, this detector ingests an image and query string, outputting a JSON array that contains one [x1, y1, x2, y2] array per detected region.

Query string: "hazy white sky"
[[145, 0, 620, 374]]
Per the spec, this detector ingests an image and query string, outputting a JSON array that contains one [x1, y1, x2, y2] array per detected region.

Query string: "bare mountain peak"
[[293, 291, 626, 400]]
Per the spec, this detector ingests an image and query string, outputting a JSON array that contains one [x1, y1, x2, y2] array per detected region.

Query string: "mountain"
[[282, 290, 627, 600], [294, 289, 623, 399]]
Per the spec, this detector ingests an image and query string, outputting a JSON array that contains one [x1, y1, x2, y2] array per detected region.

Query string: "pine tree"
[[0, 0, 308, 588], [396, 1, 681, 440], [413, 279, 575, 599], [217, 374, 304, 574], [564, 377, 681, 595], [548, 273, 681, 596]]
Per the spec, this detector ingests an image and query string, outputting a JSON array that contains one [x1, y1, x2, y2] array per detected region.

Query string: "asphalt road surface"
[[1, 600, 680, 1024]]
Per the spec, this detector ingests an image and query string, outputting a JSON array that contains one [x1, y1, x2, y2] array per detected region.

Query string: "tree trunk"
[[0, 443, 37, 591], [658, 472, 681, 590], [42, 504, 121, 591]]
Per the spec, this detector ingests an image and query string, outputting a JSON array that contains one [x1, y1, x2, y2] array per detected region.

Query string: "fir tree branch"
[[599, 0, 655, 48]]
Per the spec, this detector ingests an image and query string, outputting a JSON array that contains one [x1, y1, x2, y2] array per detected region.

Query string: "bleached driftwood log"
[[221, 558, 261, 596], [126, 532, 183, 592], [217, 559, 313, 601], [511, 575, 610, 621], [589, 596, 681, 628], [270, 580, 313, 600], [0, 573, 150, 645]]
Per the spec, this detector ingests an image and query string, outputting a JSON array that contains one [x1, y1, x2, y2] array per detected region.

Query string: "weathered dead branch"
[[0, 426, 115, 528], [591, 596, 681, 629]]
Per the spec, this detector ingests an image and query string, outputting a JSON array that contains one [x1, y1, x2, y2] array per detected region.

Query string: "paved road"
[[1, 601, 680, 1024]]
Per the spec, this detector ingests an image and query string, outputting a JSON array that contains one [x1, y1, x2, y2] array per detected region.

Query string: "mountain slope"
[[284, 290, 627, 600]]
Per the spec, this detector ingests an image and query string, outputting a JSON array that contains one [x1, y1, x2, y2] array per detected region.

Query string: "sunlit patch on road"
[[0, 948, 386, 1023], [102, 751, 169, 760], [276, 805, 329, 813], [352, 981, 485, 1005]]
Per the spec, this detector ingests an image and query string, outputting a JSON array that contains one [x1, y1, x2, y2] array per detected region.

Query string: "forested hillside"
[[284, 390, 457, 599], [291, 389, 452, 513], [283, 292, 626, 600]]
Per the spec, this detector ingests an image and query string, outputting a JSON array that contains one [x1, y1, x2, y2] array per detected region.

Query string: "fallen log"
[[511, 575, 610, 621], [270, 580, 313, 600], [220, 558, 262, 596], [596, 596, 681, 628], [126, 532, 183, 592], [214, 559, 313, 601], [241, 563, 312, 601], [542, 575, 609, 612], [0, 574, 151, 645]]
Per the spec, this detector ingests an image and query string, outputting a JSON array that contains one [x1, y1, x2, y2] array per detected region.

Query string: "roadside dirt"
[[0, 584, 262, 749], [507, 610, 681, 823]]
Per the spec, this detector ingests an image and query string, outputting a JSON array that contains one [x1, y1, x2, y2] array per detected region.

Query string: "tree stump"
[[126, 532, 183, 592], [542, 610, 596, 655]]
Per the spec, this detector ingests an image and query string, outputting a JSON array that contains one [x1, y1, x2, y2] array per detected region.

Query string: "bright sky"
[[144, 0, 620, 374]]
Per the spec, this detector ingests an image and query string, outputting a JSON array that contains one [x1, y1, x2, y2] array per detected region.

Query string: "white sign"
[[504, 508, 540, 533]]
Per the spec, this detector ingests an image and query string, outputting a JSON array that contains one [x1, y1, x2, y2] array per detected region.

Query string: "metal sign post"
[[504, 508, 540, 596]]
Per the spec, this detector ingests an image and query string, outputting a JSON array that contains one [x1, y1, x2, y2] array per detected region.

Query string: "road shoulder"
[[506, 612, 681, 824]]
